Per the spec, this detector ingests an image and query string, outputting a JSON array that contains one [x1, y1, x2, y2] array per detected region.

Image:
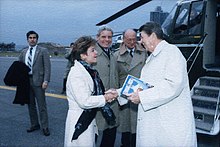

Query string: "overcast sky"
[[0, 0, 176, 46]]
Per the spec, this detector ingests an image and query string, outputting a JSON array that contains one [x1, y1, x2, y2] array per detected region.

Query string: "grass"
[[0, 51, 65, 57], [0, 51, 20, 57]]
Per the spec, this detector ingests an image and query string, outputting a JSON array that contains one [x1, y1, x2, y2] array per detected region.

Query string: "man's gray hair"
[[97, 25, 113, 36]]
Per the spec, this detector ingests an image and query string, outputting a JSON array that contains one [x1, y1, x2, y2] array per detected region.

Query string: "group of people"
[[19, 21, 197, 147]]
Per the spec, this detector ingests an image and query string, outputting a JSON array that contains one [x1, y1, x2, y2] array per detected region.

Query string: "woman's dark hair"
[[26, 30, 39, 40], [71, 36, 96, 63], [139, 21, 164, 39]]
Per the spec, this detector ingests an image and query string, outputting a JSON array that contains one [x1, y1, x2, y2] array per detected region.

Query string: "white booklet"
[[120, 75, 153, 98]]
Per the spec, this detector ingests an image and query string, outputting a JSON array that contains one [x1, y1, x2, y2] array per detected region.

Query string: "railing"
[[186, 33, 207, 74], [214, 90, 220, 121]]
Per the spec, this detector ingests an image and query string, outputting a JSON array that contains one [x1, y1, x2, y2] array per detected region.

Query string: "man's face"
[[140, 31, 153, 52], [27, 34, 38, 47], [97, 30, 112, 48], [123, 32, 136, 49]]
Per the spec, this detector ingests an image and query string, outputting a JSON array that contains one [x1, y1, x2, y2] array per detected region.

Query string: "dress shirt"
[[25, 45, 37, 75], [127, 48, 135, 57]]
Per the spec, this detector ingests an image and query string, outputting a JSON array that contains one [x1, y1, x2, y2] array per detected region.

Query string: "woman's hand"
[[104, 89, 118, 102]]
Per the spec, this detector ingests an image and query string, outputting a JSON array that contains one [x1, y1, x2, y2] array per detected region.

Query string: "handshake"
[[104, 89, 118, 103]]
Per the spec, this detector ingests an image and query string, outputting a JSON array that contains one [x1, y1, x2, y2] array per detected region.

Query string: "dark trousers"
[[100, 127, 117, 147], [28, 77, 49, 129], [121, 132, 136, 147], [62, 78, 67, 92]]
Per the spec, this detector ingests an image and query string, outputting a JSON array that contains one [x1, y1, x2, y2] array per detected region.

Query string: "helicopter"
[[96, 0, 220, 136]]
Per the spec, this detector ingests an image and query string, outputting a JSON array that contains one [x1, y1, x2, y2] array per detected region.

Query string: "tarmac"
[[0, 57, 68, 147], [0, 57, 122, 147], [0, 57, 219, 147]]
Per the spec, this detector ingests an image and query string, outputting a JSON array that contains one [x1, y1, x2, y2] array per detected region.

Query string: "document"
[[120, 75, 153, 98]]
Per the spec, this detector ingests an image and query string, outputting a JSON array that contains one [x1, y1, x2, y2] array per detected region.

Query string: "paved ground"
[[0, 57, 219, 147], [0, 57, 121, 147], [0, 87, 67, 147]]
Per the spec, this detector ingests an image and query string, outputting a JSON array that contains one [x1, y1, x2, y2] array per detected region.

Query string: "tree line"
[[0, 42, 16, 51]]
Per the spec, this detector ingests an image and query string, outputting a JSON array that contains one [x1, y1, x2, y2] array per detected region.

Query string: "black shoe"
[[43, 128, 50, 136], [27, 125, 40, 133]]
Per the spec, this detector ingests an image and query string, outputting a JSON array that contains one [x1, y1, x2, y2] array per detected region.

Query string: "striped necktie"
[[27, 47, 33, 69]]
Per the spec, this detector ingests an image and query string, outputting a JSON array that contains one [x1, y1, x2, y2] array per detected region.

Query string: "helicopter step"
[[191, 76, 220, 135]]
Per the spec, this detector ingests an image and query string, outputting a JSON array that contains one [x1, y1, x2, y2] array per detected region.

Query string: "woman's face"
[[82, 45, 98, 64]]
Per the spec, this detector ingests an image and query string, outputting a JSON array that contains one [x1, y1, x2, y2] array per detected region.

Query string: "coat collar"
[[152, 40, 166, 57], [116, 42, 146, 71], [145, 40, 166, 64], [96, 43, 106, 56], [74, 60, 94, 91], [95, 43, 114, 57], [118, 42, 144, 55]]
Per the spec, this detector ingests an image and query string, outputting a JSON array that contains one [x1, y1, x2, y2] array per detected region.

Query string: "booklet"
[[120, 75, 153, 98]]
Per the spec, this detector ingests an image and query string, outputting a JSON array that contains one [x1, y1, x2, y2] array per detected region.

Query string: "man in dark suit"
[[18, 30, 51, 136]]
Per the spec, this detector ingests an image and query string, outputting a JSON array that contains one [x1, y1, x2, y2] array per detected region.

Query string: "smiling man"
[[93, 26, 119, 147]]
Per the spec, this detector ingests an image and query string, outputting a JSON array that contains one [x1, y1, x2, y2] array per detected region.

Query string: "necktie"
[[104, 48, 110, 58], [130, 50, 133, 57], [27, 47, 33, 69]]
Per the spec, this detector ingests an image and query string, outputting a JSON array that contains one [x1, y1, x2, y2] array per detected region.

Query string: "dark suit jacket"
[[4, 61, 30, 105]]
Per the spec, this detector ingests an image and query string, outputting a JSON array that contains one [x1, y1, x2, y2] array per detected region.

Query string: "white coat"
[[136, 40, 197, 147], [64, 60, 106, 147]]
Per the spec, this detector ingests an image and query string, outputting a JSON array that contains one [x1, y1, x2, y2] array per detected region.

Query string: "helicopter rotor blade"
[[96, 0, 152, 26]]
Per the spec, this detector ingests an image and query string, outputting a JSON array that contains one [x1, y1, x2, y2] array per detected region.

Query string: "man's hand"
[[42, 81, 48, 89], [104, 89, 118, 103], [127, 91, 140, 104]]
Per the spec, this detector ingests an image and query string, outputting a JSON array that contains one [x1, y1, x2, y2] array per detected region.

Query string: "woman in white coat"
[[127, 22, 197, 147], [64, 36, 117, 147]]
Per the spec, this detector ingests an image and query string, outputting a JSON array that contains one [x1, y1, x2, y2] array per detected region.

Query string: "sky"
[[0, 0, 177, 46]]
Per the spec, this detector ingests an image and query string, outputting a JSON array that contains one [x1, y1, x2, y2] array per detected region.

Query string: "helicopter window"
[[173, 3, 190, 34], [188, 2, 203, 35], [176, 9, 188, 24], [174, 1, 204, 35], [162, 4, 177, 36]]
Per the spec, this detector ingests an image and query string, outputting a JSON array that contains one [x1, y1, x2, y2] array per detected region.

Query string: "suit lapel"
[[33, 46, 40, 66]]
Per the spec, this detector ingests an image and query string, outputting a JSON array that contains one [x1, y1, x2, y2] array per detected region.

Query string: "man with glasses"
[[114, 29, 147, 147]]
